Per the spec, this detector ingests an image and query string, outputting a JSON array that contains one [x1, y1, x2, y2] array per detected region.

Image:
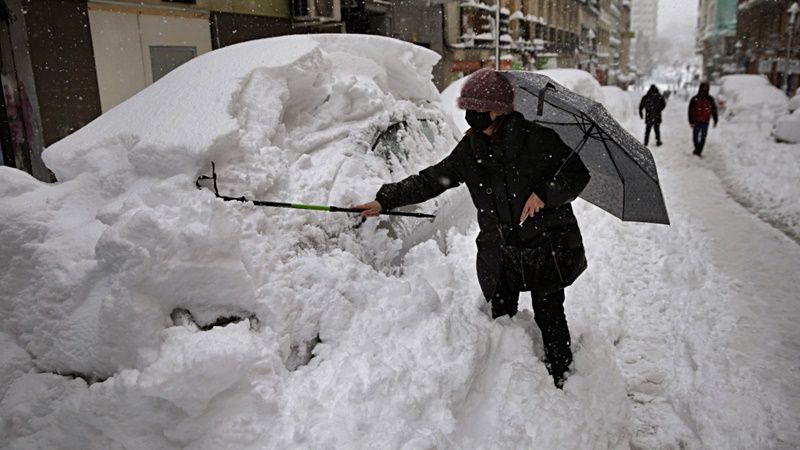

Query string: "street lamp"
[[784, 1, 800, 94]]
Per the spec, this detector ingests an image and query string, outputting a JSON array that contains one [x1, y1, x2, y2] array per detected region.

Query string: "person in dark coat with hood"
[[688, 82, 718, 156], [638, 84, 666, 146], [355, 69, 591, 389]]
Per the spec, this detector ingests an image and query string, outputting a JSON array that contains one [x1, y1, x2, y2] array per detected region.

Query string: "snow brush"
[[196, 162, 436, 220]]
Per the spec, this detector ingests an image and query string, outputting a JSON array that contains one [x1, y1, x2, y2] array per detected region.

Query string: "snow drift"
[[718, 74, 788, 123], [0, 35, 632, 448]]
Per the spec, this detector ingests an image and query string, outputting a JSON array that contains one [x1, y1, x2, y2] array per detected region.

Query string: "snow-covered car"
[[440, 75, 470, 133], [772, 108, 800, 143], [599, 86, 634, 123], [0, 34, 464, 385], [788, 94, 800, 113], [717, 74, 789, 123]]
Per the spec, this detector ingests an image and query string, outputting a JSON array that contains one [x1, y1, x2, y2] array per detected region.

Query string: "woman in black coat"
[[638, 84, 666, 146], [355, 69, 590, 388]]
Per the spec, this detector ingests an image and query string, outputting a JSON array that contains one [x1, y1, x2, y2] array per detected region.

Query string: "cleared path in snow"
[[623, 96, 800, 448]]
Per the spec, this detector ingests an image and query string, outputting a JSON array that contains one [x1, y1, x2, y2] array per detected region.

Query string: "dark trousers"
[[644, 123, 661, 145], [693, 122, 710, 154], [491, 273, 573, 375]]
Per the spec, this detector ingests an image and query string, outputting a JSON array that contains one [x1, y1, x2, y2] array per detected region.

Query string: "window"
[[373, 122, 406, 163], [372, 120, 442, 171], [519, 21, 531, 41], [150, 46, 196, 82]]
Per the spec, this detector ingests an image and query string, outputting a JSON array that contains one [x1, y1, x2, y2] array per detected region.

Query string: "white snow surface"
[[439, 76, 469, 133], [2, 37, 800, 450], [788, 94, 800, 112], [772, 112, 800, 144], [600, 86, 634, 123], [717, 74, 789, 123], [535, 69, 606, 103], [773, 97, 800, 144]]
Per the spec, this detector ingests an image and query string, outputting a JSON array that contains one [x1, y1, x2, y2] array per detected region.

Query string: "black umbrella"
[[501, 71, 670, 225]]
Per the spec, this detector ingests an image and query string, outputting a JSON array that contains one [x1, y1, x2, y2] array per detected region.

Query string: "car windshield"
[[372, 119, 441, 171]]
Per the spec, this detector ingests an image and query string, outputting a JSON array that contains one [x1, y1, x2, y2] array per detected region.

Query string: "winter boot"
[[544, 357, 570, 389], [552, 369, 568, 389], [532, 290, 573, 389], [544, 358, 571, 389]]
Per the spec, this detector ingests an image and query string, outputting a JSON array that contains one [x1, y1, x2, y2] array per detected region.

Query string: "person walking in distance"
[[688, 82, 718, 157], [638, 85, 666, 146], [354, 69, 591, 389]]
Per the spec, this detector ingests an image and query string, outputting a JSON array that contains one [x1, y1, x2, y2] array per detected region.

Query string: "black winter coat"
[[639, 88, 666, 125], [376, 111, 591, 299]]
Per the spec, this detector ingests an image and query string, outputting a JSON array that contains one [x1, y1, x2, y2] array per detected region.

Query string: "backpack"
[[692, 97, 714, 123]]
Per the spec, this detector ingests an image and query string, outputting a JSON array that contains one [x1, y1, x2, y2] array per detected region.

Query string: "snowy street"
[[1, 36, 800, 448], [591, 96, 800, 448]]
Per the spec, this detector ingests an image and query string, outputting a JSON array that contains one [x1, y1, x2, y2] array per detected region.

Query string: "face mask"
[[465, 110, 494, 132]]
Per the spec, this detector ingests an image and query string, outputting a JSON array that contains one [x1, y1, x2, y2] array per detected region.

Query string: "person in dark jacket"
[[638, 85, 666, 146], [688, 82, 718, 156], [355, 69, 591, 389]]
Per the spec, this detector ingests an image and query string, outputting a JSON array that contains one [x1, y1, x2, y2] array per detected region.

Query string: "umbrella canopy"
[[501, 71, 670, 225]]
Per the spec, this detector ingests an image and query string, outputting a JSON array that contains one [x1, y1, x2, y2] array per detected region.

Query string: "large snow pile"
[[773, 93, 800, 143], [705, 75, 800, 239], [439, 75, 469, 133], [0, 35, 634, 448], [772, 108, 800, 143], [600, 86, 634, 123], [717, 74, 788, 123], [703, 77, 800, 239], [712, 117, 800, 241], [788, 94, 800, 112], [4, 43, 799, 448], [537, 69, 605, 103], [3, 33, 456, 377]]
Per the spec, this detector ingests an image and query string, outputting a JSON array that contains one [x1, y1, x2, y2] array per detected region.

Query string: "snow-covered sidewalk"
[[602, 96, 800, 448]]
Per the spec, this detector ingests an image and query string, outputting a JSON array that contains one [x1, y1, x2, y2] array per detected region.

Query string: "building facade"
[[578, 0, 601, 78], [1, 0, 635, 182], [442, 0, 632, 86], [696, 0, 737, 81], [630, 0, 657, 40], [341, 0, 447, 86], [597, 0, 624, 84], [630, 0, 656, 73], [0, 0, 342, 181], [619, 0, 633, 77], [737, 0, 799, 95]]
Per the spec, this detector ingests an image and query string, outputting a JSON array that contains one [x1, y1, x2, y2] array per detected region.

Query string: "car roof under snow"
[[44, 34, 446, 183]]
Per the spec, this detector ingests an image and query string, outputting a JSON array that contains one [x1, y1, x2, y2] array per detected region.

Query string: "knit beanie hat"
[[457, 68, 515, 114]]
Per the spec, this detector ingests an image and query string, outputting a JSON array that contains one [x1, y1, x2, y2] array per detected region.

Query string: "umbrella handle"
[[537, 82, 556, 116]]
